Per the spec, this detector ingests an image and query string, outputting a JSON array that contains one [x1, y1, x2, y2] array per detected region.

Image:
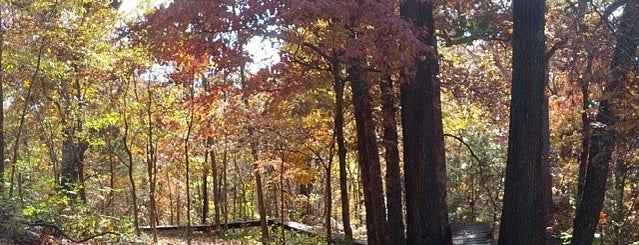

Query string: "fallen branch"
[[23, 221, 119, 243]]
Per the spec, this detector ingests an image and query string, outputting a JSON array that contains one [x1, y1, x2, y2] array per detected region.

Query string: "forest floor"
[[151, 229, 260, 245], [154, 233, 246, 245], [0, 213, 326, 244], [0, 232, 247, 245]]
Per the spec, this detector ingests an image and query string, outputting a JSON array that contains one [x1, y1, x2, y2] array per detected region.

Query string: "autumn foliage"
[[0, 0, 638, 244]]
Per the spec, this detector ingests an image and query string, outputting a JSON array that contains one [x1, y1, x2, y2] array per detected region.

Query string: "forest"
[[0, 0, 638, 244]]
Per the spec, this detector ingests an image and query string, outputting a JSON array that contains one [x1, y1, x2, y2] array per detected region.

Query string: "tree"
[[400, 1, 451, 244], [572, 1, 639, 244], [121, 76, 140, 236], [349, 63, 387, 244], [0, 3, 5, 195], [498, 0, 551, 244], [329, 52, 353, 240], [380, 76, 404, 245], [183, 80, 195, 244]]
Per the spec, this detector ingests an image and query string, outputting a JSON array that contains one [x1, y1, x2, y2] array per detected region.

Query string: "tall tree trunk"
[[169, 171, 174, 225], [253, 150, 268, 241], [9, 79, 34, 197], [222, 143, 229, 229], [572, 2, 639, 244], [499, 0, 550, 244], [239, 60, 269, 241], [10, 46, 43, 196], [124, 131, 139, 236], [233, 155, 247, 220], [144, 81, 158, 242], [349, 65, 387, 245], [380, 76, 405, 244], [575, 0, 593, 206], [212, 146, 222, 228], [60, 128, 89, 201], [107, 137, 115, 214], [0, 7, 4, 195], [330, 53, 352, 239], [400, 1, 450, 244], [176, 188, 181, 225], [200, 79, 214, 226], [202, 144, 209, 225], [122, 84, 140, 235], [184, 82, 195, 244], [325, 149, 333, 245], [612, 151, 627, 245], [577, 54, 593, 202]]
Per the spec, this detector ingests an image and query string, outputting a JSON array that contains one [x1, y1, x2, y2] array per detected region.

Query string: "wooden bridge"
[[451, 222, 494, 245], [141, 219, 367, 244], [142, 221, 495, 245]]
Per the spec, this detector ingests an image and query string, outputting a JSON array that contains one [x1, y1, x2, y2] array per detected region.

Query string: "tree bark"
[[325, 151, 332, 245], [330, 53, 353, 239], [612, 151, 628, 244], [9, 75, 35, 197], [574, 0, 593, 207], [212, 146, 222, 228], [202, 144, 209, 225], [498, 0, 550, 244], [60, 129, 89, 201], [144, 81, 158, 242], [240, 60, 269, 241], [572, 2, 639, 244], [400, 1, 450, 244], [222, 144, 229, 229], [0, 7, 4, 195], [577, 54, 593, 203], [349, 65, 387, 245], [184, 83, 195, 244], [380, 76, 405, 244], [122, 83, 140, 236]]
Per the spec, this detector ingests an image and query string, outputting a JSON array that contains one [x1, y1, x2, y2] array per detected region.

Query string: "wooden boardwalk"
[[451, 222, 494, 245], [277, 221, 366, 244], [140, 219, 275, 232], [141, 219, 366, 244], [143, 221, 495, 245]]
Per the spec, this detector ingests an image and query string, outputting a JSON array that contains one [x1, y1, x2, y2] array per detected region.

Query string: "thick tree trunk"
[[400, 1, 450, 244], [498, 0, 550, 244], [330, 54, 352, 239], [612, 152, 628, 245], [572, 2, 639, 244], [380, 76, 405, 244], [60, 129, 89, 201], [349, 65, 387, 245]]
